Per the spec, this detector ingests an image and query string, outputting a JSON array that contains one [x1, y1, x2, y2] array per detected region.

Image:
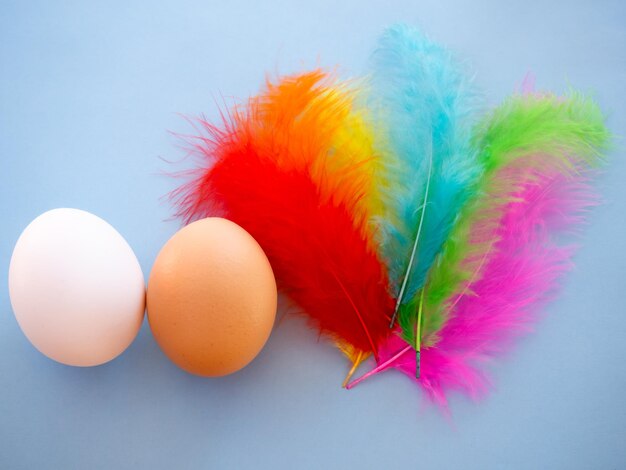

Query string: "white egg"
[[8, 208, 145, 366]]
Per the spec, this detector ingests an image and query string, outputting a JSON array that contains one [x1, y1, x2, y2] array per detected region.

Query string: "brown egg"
[[147, 217, 277, 377]]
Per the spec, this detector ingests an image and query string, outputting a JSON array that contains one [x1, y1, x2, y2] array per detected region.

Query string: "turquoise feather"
[[369, 25, 482, 344]]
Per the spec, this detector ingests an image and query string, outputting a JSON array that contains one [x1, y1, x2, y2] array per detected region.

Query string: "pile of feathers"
[[172, 24, 610, 409]]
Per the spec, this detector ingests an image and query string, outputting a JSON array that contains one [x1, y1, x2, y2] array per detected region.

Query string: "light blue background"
[[1, 1, 625, 469]]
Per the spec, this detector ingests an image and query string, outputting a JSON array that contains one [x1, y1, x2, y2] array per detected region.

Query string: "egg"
[[8, 208, 145, 367], [147, 217, 277, 377]]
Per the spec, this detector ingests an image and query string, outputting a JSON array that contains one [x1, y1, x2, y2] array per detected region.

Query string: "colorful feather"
[[173, 71, 394, 367], [367, 25, 482, 358]]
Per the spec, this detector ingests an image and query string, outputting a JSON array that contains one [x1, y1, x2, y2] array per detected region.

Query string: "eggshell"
[[8, 208, 145, 367], [147, 217, 277, 377]]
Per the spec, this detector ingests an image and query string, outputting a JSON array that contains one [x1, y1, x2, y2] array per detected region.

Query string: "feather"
[[172, 71, 394, 364], [367, 25, 482, 354]]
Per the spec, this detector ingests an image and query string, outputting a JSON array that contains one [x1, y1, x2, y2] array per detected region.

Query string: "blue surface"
[[1, 1, 625, 469]]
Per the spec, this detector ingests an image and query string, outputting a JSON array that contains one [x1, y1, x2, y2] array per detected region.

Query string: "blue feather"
[[368, 24, 482, 342]]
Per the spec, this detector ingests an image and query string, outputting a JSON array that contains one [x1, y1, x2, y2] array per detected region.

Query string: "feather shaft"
[[389, 145, 433, 327], [346, 344, 412, 389], [415, 287, 425, 377], [341, 350, 365, 388]]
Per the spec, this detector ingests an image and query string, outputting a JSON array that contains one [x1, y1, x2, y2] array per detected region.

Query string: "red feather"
[[173, 74, 393, 359]]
